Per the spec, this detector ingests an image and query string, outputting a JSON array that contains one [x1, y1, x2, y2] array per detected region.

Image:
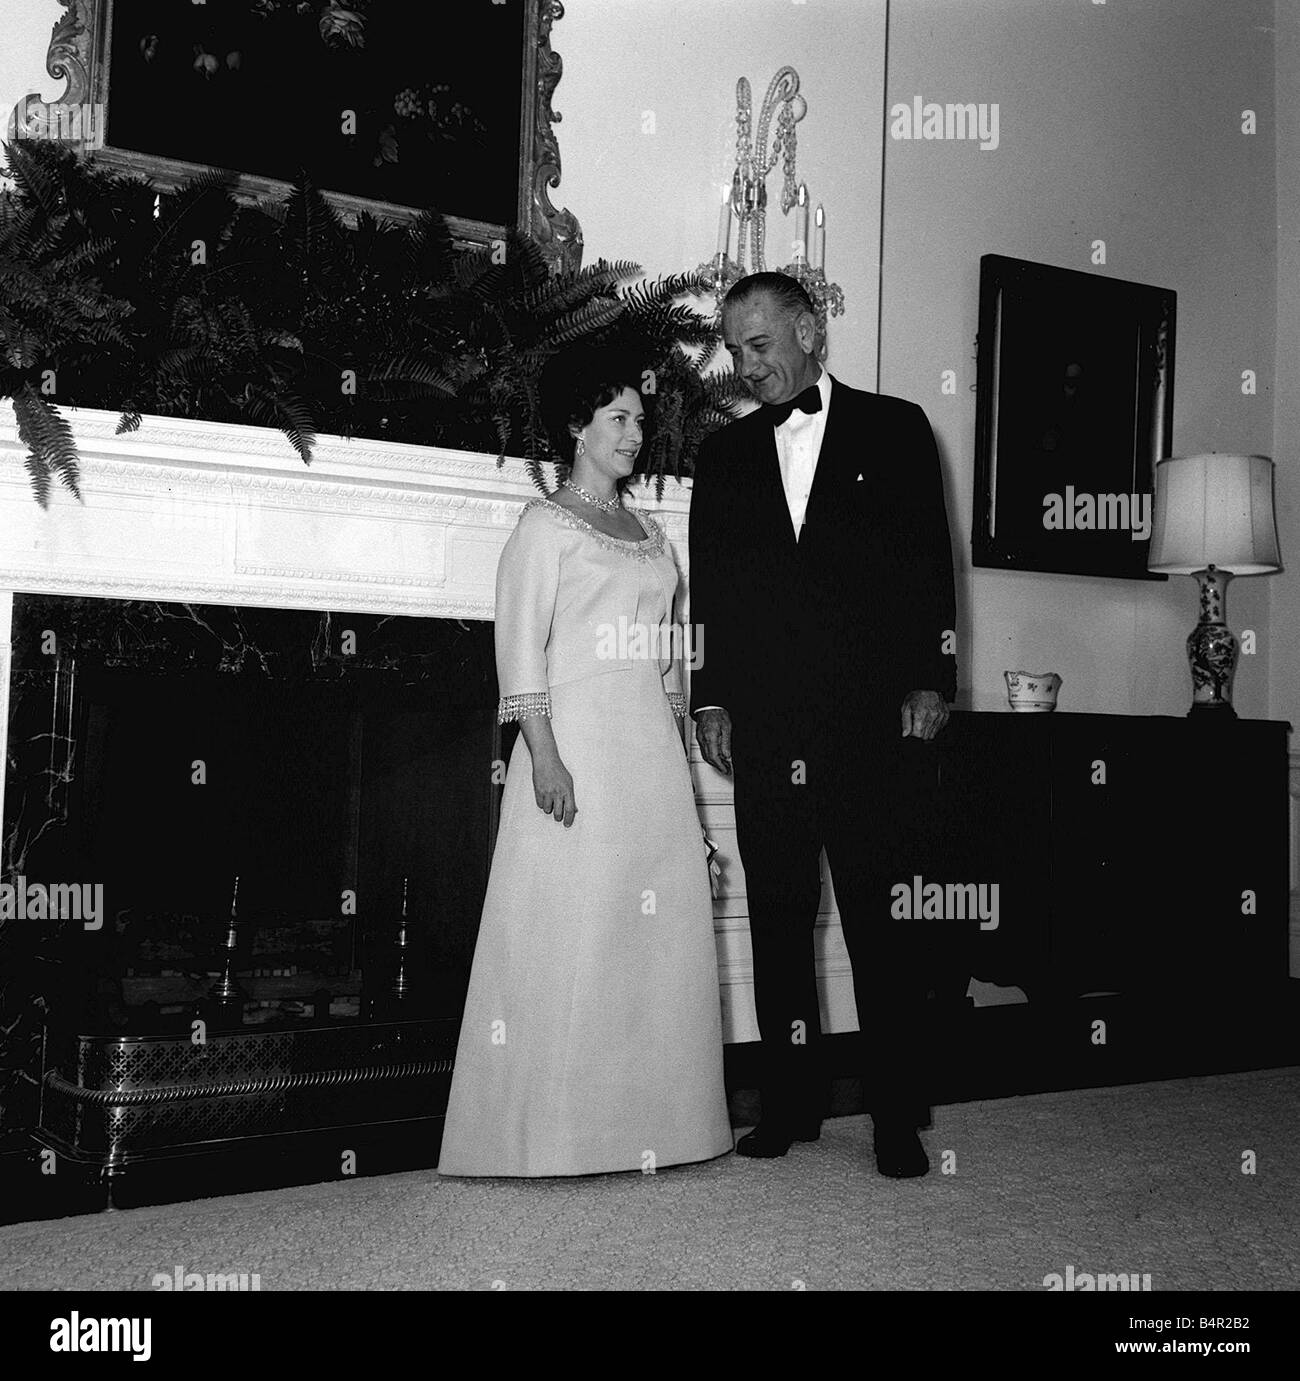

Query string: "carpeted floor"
[[2, 1068, 1296, 1291]]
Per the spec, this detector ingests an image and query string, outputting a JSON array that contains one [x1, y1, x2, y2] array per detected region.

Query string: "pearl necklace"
[[563, 480, 621, 514]]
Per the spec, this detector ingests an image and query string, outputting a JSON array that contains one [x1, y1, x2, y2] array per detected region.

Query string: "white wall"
[[1273, 0, 1300, 967], [1272, 0, 1300, 733], [0, 0, 62, 191], [557, 0, 887, 390], [881, 0, 1280, 721]]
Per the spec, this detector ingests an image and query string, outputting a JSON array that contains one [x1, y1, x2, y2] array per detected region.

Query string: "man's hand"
[[695, 707, 733, 775], [900, 690, 949, 740]]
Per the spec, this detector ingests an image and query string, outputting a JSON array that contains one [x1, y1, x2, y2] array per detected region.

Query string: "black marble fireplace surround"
[[0, 593, 503, 1146]]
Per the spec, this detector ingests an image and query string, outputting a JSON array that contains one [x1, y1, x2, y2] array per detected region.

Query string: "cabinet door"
[[1149, 728, 1288, 990], [1048, 720, 1155, 995], [931, 716, 1051, 992], [1047, 720, 1289, 996]]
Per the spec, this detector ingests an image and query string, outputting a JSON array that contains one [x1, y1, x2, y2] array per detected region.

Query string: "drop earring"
[[574, 436, 586, 460]]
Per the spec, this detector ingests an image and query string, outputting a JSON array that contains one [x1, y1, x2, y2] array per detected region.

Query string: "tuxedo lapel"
[[813, 377, 849, 487], [802, 378, 855, 541], [741, 413, 797, 554]]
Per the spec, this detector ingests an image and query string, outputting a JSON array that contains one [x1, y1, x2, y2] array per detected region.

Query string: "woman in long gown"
[[437, 351, 733, 1177]]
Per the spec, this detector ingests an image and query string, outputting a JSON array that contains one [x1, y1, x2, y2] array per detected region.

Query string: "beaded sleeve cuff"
[[498, 691, 552, 724], [667, 692, 688, 719]]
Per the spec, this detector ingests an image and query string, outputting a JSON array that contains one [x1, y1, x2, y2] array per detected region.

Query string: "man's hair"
[[722, 272, 816, 323]]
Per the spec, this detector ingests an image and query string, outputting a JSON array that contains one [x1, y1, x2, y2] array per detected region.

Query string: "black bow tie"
[[764, 385, 822, 427]]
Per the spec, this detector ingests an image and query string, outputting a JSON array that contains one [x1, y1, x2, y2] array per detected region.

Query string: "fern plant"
[[0, 137, 743, 506]]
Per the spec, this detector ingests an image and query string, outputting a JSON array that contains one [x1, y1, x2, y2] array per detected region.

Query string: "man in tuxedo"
[[688, 273, 957, 1178]]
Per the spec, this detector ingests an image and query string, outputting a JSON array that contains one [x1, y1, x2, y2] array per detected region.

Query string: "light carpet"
[[1, 1068, 1296, 1291]]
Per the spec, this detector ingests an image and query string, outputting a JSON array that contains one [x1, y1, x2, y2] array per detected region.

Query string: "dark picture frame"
[[14, 0, 582, 270], [972, 254, 1175, 581]]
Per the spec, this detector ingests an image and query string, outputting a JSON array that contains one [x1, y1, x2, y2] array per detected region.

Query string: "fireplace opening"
[[1, 594, 505, 1139]]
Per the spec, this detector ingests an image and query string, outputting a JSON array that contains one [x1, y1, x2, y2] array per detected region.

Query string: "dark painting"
[[973, 255, 1175, 581], [105, 0, 526, 228]]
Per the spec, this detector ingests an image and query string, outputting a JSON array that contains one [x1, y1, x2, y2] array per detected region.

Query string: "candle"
[[794, 183, 809, 264], [814, 204, 825, 271], [716, 182, 732, 258]]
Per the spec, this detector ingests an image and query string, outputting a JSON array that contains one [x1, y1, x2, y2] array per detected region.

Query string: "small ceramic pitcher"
[[1004, 670, 1063, 712]]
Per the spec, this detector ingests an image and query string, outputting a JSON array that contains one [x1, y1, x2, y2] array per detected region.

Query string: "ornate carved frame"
[[17, 0, 583, 272]]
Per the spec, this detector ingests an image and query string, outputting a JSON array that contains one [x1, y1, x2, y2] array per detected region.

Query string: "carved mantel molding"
[[0, 407, 691, 618]]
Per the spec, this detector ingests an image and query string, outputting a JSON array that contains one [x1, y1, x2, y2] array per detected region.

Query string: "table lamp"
[[1147, 453, 1282, 716]]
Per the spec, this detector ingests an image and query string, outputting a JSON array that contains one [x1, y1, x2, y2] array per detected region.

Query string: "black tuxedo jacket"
[[688, 378, 958, 743]]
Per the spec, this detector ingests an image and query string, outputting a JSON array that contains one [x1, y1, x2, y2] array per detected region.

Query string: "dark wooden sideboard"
[[910, 710, 1292, 1003]]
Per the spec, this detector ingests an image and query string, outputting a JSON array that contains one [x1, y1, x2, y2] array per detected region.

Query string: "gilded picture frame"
[[10, 0, 583, 271]]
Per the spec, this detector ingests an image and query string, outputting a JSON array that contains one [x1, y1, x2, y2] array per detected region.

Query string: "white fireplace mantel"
[[0, 406, 692, 618]]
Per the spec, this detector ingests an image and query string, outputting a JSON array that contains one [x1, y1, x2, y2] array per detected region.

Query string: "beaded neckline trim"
[[526, 497, 667, 559]]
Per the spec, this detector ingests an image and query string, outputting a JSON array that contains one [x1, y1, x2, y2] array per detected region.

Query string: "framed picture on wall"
[[972, 254, 1175, 581], [11, 0, 581, 270]]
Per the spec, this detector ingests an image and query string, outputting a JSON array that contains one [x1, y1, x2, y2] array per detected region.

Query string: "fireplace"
[[3, 594, 502, 1044]]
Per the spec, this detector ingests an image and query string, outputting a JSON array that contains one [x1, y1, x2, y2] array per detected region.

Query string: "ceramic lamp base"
[[1186, 567, 1239, 716]]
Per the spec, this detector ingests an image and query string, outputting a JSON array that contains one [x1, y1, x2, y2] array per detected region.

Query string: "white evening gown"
[[437, 499, 732, 1176]]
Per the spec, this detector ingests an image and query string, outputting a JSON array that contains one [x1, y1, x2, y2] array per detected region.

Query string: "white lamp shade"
[[1147, 453, 1282, 575]]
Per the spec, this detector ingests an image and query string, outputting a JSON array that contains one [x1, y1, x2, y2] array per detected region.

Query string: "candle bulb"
[[716, 181, 732, 259], [794, 183, 809, 265], [814, 204, 825, 272]]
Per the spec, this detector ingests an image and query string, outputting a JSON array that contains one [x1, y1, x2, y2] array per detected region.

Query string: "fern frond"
[[11, 381, 80, 505], [365, 353, 458, 398], [544, 299, 625, 346], [241, 383, 318, 464]]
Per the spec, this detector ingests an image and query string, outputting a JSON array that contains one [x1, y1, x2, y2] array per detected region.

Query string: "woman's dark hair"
[[541, 345, 653, 468]]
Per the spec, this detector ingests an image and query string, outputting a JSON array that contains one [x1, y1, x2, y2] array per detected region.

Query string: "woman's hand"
[[532, 753, 578, 827], [516, 711, 576, 826]]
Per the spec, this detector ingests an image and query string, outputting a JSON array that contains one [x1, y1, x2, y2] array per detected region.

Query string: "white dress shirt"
[[693, 368, 833, 719], [774, 366, 832, 539]]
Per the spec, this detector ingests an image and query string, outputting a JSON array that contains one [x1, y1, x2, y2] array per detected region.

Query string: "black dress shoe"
[[735, 1120, 822, 1158], [872, 1122, 930, 1178]]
